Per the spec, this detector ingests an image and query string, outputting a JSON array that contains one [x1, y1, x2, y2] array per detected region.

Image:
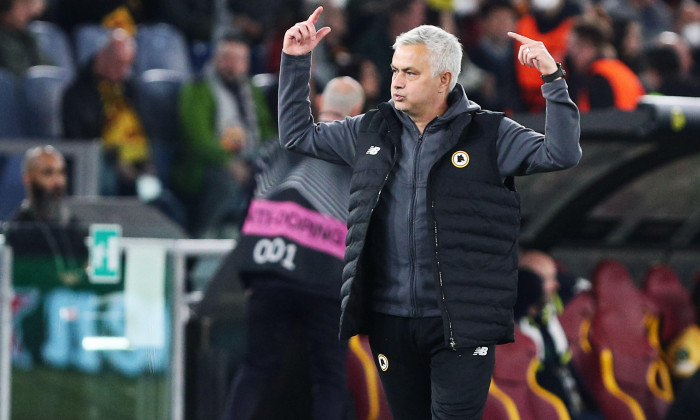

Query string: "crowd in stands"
[[3, 0, 700, 236]]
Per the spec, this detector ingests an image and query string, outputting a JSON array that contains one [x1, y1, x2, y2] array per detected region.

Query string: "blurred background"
[[1, 0, 699, 419]]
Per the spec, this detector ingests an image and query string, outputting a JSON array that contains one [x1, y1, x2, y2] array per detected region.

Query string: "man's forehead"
[[31, 153, 64, 171], [392, 44, 429, 66]]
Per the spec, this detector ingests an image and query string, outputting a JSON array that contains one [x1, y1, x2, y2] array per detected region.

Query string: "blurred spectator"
[[0, 0, 50, 77], [11, 145, 69, 223], [675, 0, 700, 54], [221, 76, 364, 420], [556, 266, 591, 307], [173, 32, 276, 237], [611, 16, 646, 73], [514, 0, 582, 113], [335, 51, 381, 111], [351, 0, 427, 103], [3, 145, 88, 287], [599, 0, 672, 43], [566, 17, 646, 112], [515, 268, 545, 321], [467, 0, 521, 112], [61, 28, 185, 225], [62, 28, 148, 196], [643, 42, 700, 97], [519, 249, 600, 420]]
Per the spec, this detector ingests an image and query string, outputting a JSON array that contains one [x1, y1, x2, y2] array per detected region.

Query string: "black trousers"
[[222, 278, 348, 420], [368, 313, 495, 420]]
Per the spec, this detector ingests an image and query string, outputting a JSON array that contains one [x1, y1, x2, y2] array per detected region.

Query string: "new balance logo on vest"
[[366, 146, 381, 155], [473, 347, 489, 356]]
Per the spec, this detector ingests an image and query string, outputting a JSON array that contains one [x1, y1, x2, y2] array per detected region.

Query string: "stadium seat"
[[559, 291, 597, 387], [134, 24, 192, 80], [0, 155, 26, 221], [73, 24, 110, 67], [0, 69, 27, 220], [346, 335, 393, 420], [484, 328, 571, 420], [24, 65, 73, 138], [0, 69, 26, 137], [28, 21, 75, 75], [135, 69, 185, 186], [642, 264, 695, 347], [588, 260, 673, 420]]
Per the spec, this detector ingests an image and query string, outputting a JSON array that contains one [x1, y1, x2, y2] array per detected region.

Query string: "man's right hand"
[[282, 6, 331, 56]]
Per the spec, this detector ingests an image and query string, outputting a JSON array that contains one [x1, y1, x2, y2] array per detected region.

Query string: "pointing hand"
[[283, 6, 332, 56]]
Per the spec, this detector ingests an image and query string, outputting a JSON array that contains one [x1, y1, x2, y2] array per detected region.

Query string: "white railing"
[[0, 235, 235, 420]]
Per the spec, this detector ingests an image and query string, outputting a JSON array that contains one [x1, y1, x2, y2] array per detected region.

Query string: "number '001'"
[[253, 238, 297, 270]]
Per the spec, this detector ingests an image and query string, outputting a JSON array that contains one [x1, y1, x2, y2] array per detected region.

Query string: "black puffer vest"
[[339, 103, 520, 349]]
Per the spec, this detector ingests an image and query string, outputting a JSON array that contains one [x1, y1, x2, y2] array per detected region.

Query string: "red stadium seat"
[[484, 328, 571, 420], [559, 291, 597, 387], [642, 264, 695, 347], [587, 260, 673, 420], [346, 335, 393, 420]]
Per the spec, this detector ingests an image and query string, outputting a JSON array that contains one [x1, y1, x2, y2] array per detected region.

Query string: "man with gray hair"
[[279, 7, 581, 419]]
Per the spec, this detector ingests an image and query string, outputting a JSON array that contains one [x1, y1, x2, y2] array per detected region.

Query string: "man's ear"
[[439, 71, 452, 93]]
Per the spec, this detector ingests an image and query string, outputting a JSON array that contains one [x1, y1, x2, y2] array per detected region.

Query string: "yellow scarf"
[[98, 80, 150, 164]]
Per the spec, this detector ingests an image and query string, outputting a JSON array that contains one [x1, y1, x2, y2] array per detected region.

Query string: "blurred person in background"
[[62, 28, 148, 196], [566, 16, 645, 112], [11, 145, 70, 224], [643, 40, 700, 97], [61, 28, 185, 224], [611, 16, 646, 73], [4, 145, 88, 288], [335, 51, 382, 111], [466, 0, 521, 113], [221, 76, 364, 420], [599, 0, 672, 43], [519, 249, 601, 420], [174, 32, 276, 237], [0, 0, 50, 77], [514, 0, 582, 113], [2, 146, 91, 370]]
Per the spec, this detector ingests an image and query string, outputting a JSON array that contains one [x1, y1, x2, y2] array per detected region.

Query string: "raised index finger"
[[308, 6, 324, 25], [507, 32, 534, 45]]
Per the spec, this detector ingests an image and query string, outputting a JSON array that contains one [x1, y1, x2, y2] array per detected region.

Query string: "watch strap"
[[541, 62, 566, 83]]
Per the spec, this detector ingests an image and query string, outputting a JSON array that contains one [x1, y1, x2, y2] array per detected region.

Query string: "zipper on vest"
[[432, 199, 457, 351], [371, 145, 398, 214], [408, 133, 424, 316]]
